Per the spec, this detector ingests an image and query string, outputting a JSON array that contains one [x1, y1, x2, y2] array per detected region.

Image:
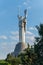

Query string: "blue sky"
[[0, 0, 43, 59]]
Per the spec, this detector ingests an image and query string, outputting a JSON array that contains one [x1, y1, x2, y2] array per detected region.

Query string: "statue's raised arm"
[[24, 9, 27, 19]]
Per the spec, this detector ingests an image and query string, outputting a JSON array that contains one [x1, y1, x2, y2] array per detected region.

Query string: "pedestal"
[[11, 42, 27, 57]]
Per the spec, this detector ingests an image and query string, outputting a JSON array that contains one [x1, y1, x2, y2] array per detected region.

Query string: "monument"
[[11, 9, 27, 57]]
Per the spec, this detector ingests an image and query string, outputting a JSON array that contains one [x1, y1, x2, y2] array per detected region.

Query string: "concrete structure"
[[11, 9, 27, 57], [18, 9, 27, 43]]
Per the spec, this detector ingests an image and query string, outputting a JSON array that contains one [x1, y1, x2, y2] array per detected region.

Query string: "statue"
[[11, 9, 27, 57]]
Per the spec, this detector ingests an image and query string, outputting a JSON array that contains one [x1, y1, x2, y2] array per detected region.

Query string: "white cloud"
[[9, 35, 19, 41], [0, 35, 7, 40], [26, 36, 35, 42], [10, 31, 19, 41], [10, 31, 19, 35], [26, 30, 35, 45], [0, 42, 16, 51], [0, 41, 17, 59], [29, 27, 37, 31], [26, 31, 34, 35]]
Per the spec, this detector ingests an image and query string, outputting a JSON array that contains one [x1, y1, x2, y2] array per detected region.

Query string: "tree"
[[18, 44, 38, 65], [34, 24, 43, 65], [6, 53, 22, 65], [36, 24, 43, 37]]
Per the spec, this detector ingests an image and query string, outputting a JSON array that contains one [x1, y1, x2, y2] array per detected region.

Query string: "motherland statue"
[[11, 9, 27, 57]]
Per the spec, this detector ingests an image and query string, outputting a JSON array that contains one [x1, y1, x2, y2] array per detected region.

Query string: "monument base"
[[11, 42, 27, 57]]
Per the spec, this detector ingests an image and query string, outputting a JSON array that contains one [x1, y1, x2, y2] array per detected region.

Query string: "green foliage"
[[6, 53, 22, 65], [18, 44, 37, 65], [0, 60, 10, 65], [34, 23, 43, 65], [36, 24, 43, 37]]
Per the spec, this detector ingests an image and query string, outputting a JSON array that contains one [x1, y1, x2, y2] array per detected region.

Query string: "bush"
[[0, 60, 11, 65]]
